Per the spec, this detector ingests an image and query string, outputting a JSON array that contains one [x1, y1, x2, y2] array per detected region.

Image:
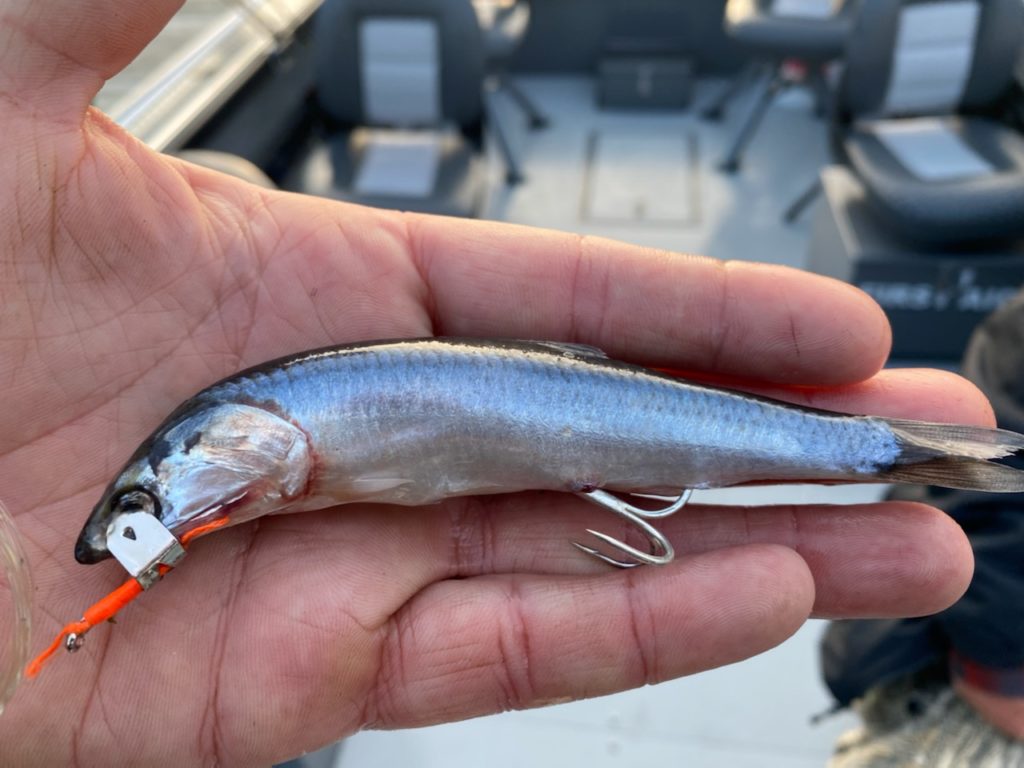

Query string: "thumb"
[[0, 0, 184, 119]]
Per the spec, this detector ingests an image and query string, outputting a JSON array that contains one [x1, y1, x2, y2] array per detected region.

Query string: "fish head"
[[75, 402, 312, 564]]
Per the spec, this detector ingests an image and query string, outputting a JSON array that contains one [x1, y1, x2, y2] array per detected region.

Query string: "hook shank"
[[572, 488, 691, 568]]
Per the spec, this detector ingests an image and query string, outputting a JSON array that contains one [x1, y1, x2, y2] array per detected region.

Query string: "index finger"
[[404, 215, 891, 386]]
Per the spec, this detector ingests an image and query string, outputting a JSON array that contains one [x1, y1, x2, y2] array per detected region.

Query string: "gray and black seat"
[[833, 0, 1024, 245], [289, 0, 511, 217], [707, 0, 855, 172]]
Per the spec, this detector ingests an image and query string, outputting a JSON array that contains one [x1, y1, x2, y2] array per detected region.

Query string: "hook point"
[[572, 488, 689, 568]]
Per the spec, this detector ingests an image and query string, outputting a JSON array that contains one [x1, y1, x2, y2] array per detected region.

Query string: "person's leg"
[[824, 292, 1024, 764], [939, 292, 1024, 739], [925, 486, 1024, 741], [820, 615, 945, 709]]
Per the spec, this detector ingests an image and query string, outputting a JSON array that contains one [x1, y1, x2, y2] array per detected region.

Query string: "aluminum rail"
[[94, 0, 321, 152]]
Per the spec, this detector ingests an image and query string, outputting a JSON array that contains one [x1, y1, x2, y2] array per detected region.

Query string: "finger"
[[253, 486, 969, 640], [409, 494, 973, 618], [403, 215, 891, 385], [746, 367, 996, 427], [288, 486, 971, 619], [365, 545, 814, 728], [1, 1, 183, 117]]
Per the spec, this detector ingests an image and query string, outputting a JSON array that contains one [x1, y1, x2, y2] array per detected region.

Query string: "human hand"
[[0, 1, 984, 764]]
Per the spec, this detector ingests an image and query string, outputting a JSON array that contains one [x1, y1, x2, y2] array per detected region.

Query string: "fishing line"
[[0, 498, 32, 714]]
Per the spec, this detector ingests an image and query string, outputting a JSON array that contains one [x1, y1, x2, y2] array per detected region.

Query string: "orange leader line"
[[24, 518, 230, 679]]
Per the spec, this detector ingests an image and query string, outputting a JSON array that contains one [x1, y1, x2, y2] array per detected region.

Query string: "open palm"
[[0, 1, 987, 764]]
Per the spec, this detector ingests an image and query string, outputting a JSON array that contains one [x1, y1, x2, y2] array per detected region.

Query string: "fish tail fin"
[[876, 418, 1024, 492]]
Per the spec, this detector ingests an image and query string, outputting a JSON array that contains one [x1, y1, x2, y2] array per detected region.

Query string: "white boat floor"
[[482, 75, 830, 267], [335, 76, 880, 768]]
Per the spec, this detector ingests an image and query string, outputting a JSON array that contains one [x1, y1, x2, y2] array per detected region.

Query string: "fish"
[[75, 337, 1024, 565]]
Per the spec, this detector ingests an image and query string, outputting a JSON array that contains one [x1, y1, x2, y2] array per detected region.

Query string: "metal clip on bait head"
[[106, 512, 186, 590]]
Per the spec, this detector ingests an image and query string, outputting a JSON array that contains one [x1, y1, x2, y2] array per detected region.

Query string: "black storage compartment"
[[597, 0, 694, 110], [597, 56, 693, 109]]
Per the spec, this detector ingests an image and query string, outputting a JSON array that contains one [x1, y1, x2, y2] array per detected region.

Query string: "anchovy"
[[75, 338, 1024, 564]]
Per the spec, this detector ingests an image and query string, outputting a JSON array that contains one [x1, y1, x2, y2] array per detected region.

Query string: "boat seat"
[[708, 0, 855, 172], [477, 0, 548, 129], [478, 0, 529, 62], [726, 0, 851, 61], [296, 128, 482, 218], [837, 0, 1024, 245], [844, 117, 1024, 243], [287, 0, 490, 217]]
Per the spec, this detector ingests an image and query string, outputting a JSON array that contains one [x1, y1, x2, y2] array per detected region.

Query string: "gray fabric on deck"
[[358, 18, 440, 126], [866, 117, 994, 181], [583, 130, 696, 225], [883, 1, 979, 116]]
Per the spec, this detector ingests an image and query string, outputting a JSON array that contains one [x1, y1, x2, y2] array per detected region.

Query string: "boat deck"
[[482, 76, 827, 267]]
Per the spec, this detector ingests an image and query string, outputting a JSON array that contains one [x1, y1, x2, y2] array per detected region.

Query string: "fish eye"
[[111, 487, 161, 518]]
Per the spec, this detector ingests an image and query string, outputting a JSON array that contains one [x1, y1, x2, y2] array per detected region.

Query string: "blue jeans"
[[821, 483, 1024, 704], [822, 289, 1024, 704]]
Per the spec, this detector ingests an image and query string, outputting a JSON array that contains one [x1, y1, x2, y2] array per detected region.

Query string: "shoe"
[[829, 672, 1024, 767]]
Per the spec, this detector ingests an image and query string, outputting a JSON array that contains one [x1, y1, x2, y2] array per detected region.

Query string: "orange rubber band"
[[179, 518, 231, 547], [24, 517, 230, 679]]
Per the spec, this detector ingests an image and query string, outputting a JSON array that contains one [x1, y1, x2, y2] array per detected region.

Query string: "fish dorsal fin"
[[529, 341, 609, 359]]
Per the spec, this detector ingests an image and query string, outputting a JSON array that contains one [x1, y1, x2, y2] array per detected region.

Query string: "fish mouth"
[[74, 522, 112, 564], [76, 484, 165, 565], [74, 497, 224, 565]]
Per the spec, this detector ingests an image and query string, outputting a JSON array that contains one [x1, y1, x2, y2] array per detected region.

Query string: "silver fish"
[[76, 338, 1024, 566]]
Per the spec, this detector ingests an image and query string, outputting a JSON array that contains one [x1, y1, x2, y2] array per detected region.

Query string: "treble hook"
[[572, 488, 692, 568]]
